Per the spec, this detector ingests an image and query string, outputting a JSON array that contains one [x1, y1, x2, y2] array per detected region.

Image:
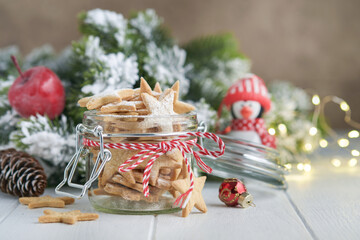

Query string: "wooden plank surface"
[[286, 158, 360, 240], [0, 189, 154, 240], [1, 158, 359, 240], [0, 191, 19, 224], [156, 181, 312, 240]]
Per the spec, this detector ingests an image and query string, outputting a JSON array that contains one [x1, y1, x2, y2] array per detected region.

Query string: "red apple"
[[8, 56, 65, 119]]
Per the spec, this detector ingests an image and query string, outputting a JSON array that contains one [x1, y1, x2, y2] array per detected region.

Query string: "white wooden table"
[[0, 158, 359, 240]]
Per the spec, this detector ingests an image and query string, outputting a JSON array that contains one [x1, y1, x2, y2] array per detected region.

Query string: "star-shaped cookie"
[[38, 209, 99, 225], [171, 176, 207, 217], [140, 77, 153, 95], [84, 91, 121, 110], [170, 81, 195, 114], [141, 89, 175, 115], [19, 195, 75, 209], [104, 182, 164, 202], [99, 148, 139, 187], [140, 89, 176, 132], [78, 89, 134, 110], [135, 154, 182, 186], [153, 82, 162, 93]]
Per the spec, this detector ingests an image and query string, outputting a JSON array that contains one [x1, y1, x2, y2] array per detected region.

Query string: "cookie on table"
[[38, 209, 99, 225], [19, 195, 75, 209], [171, 176, 207, 217]]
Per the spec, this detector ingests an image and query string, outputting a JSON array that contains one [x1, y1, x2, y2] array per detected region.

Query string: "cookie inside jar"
[[80, 78, 198, 214]]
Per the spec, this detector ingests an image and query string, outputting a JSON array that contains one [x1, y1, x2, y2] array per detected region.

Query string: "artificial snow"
[[81, 36, 139, 95], [0, 46, 19, 72], [11, 114, 76, 166], [144, 43, 191, 96], [129, 9, 162, 40], [187, 98, 216, 127], [85, 9, 128, 46]]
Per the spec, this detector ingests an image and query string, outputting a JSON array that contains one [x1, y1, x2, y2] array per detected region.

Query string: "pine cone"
[[0, 148, 47, 197]]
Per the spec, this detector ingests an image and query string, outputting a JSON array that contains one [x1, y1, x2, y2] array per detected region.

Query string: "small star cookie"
[[141, 90, 175, 116], [140, 77, 153, 95], [38, 209, 99, 225], [19, 195, 75, 209], [140, 90, 176, 132], [135, 154, 182, 186], [85, 91, 121, 110], [99, 149, 139, 187], [171, 176, 207, 217], [100, 101, 136, 113], [153, 82, 162, 93], [112, 173, 143, 193], [170, 81, 195, 114], [103, 183, 163, 202]]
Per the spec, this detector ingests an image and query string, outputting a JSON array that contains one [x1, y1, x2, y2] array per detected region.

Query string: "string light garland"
[[271, 92, 360, 172], [310, 94, 359, 169]]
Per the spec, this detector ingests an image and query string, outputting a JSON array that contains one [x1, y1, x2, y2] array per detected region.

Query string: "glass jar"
[[56, 110, 198, 215]]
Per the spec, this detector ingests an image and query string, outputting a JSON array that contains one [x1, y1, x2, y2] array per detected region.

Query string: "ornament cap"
[[238, 192, 255, 208]]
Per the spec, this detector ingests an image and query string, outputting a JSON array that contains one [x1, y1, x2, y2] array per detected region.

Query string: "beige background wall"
[[1, 0, 359, 127]]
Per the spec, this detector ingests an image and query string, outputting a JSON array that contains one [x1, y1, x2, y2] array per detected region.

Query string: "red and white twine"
[[83, 132, 225, 208]]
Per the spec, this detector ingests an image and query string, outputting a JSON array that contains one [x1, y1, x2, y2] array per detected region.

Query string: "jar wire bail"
[[55, 123, 112, 198]]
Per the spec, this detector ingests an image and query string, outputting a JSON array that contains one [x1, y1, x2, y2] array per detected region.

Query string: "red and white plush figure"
[[218, 74, 276, 148]]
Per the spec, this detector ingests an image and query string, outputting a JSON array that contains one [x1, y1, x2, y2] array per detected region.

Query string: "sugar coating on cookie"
[[141, 90, 175, 116]]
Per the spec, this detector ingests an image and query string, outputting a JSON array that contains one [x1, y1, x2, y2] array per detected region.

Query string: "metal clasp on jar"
[[55, 123, 112, 198]]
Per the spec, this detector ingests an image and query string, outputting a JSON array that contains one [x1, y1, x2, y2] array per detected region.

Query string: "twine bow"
[[83, 132, 225, 208]]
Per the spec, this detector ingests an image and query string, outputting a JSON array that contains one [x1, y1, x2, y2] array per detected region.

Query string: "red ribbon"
[[83, 132, 225, 208]]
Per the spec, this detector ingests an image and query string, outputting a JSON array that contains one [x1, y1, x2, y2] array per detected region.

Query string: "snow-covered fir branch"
[[187, 98, 217, 129], [266, 81, 312, 123], [0, 75, 15, 108], [10, 114, 76, 166], [0, 46, 19, 74], [23, 44, 55, 70], [192, 57, 251, 88], [130, 9, 162, 40], [144, 43, 191, 96], [84, 8, 129, 47], [211, 58, 251, 86], [81, 36, 139, 95], [84, 36, 105, 61], [0, 108, 20, 145], [0, 109, 20, 130], [264, 81, 318, 163]]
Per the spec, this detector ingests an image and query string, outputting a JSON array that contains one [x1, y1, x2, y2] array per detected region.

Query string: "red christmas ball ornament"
[[219, 178, 255, 208], [8, 56, 65, 120]]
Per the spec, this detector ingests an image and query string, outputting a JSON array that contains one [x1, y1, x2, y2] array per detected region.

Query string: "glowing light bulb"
[[278, 124, 287, 135], [284, 163, 292, 170], [309, 127, 318, 136], [331, 158, 342, 167], [268, 128, 276, 136], [348, 158, 358, 167], [304, 164, 312, 172], [297, 163, 304, 171], [304, 143, 313, 151], [351, 150, 360, 157], [319, 139, 328, 148], [312, 95, 320, 105], [337, 138, 349, 148], [348, 130, 359, 138], [340, 101, 350, 112]]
